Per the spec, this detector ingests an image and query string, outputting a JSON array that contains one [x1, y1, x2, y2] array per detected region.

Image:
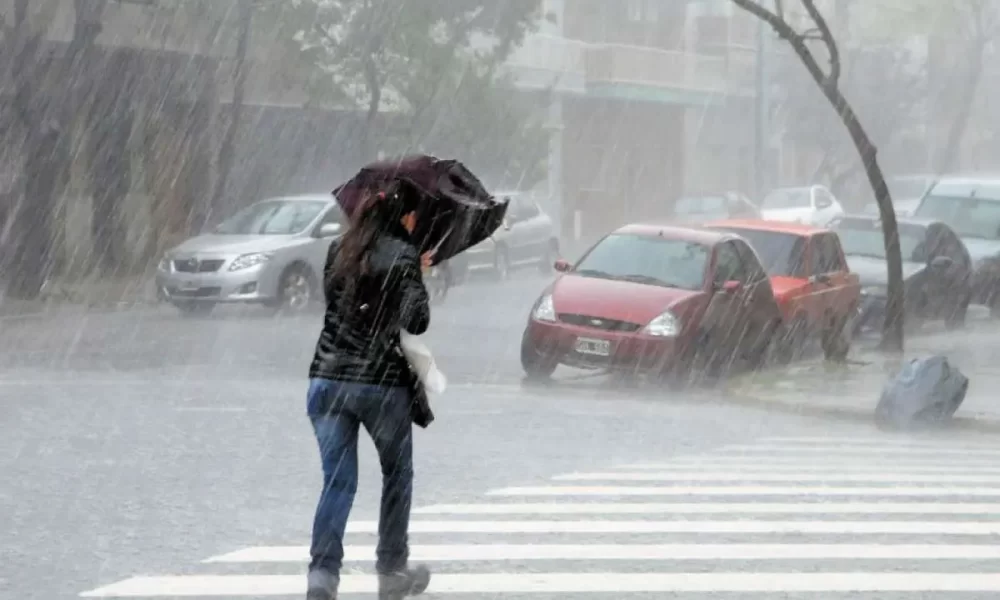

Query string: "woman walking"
[[306, 186, 432, 600]]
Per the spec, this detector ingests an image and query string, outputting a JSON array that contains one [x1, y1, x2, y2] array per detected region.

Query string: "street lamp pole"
[[753, 13, 768, 200]]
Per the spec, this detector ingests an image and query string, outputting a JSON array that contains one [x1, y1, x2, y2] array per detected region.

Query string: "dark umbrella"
[[333, 154, 509, 265]]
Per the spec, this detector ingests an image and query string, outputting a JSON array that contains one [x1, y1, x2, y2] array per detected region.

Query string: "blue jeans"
[[306, 378, 414, 575]]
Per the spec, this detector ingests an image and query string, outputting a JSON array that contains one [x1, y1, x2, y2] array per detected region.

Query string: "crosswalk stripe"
[[78, 434, 1000, 598], [205, 543, 1000, 563], [488, 485, 1000, 497], [412, 501, 1000, 515], [712, 444, 1000, 455], [343, 519, 1000, 534], [79, 572, 1000, 596], [625, 458, 1000, 468], [615, 463, 1000, 472], [553, 472, 1000, 483], [761, 436, 998, 443], [759, 437, 1000, 447]]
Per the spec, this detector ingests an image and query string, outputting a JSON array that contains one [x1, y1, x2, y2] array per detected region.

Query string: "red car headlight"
[[643, 310, 681, 337], [532, 294, 557, 322]]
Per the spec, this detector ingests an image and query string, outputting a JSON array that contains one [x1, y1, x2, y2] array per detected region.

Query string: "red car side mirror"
[[721, 280, 742, 293], [554, 259, 572, 273]]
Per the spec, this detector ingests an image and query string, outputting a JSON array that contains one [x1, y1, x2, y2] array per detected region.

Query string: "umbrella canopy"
[[333, 155, 509, 265]]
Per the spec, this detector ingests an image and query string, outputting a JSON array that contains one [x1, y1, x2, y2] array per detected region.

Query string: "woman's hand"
[[421, 251, 435, 269]]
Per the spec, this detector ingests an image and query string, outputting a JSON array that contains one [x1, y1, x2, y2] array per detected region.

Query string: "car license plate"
[[575, 337, 611, 356], [178, 280, 199, 291]]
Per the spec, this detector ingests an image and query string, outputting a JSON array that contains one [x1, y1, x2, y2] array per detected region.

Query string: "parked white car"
[[760, 185, 844, 226]]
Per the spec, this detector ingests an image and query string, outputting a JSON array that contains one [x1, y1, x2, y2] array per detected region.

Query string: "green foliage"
[[262, 0, 550, 187]]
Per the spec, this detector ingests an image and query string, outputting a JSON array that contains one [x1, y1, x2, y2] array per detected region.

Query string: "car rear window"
[[574, 234, 709, 291], [887, 177, 932, 200], [914, 194, 1000, 240], [835, 219, 926, 262], [214, 200, 329, 235], [711, 227, 806, 277], [762, 189, 811, 209]]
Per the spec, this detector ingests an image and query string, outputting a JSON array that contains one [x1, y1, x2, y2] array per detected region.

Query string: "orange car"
[[704, 219, 860, 361]]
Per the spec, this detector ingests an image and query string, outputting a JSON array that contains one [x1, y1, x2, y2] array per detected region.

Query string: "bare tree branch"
[[801, 0, 841, 84], [731, 0, 905, 351], [731, 0, 829, 86], [730, 0, 787, 34]]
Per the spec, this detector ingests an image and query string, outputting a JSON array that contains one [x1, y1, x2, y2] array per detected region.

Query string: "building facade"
[[505, 0, 758, 249], [1, 0, 768, 268]]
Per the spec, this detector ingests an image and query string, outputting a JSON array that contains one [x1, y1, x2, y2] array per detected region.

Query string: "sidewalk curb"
[[719, 385, 1000, 434], [0, 299, 161, 322]]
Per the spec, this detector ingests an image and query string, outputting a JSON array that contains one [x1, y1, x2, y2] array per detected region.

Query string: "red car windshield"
[[573, 234, 708, 291], [713, 227, 806, 277]]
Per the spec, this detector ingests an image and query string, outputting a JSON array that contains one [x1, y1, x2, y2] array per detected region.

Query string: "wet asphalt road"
[[4, 272, 1000, 599], [0, 272, 549, 385]]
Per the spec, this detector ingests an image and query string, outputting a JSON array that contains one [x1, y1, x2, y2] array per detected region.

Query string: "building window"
[[623, 0, 666, 23], [626, 0, 643, 22], [646, 0, 659, 21], [688, 0, 732, 18]]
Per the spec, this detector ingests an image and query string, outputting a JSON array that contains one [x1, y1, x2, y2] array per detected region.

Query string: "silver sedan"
[[155, 195, 344, 316]]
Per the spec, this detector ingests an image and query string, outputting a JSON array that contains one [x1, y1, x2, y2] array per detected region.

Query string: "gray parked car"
[[155, 194, 345, 315], [911, 176, 1000, 316], [450, 192, 559, 280]]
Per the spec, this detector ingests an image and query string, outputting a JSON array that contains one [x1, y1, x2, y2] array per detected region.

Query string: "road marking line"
[[613, 463, 1000, 473], [554, 472, 1000, 483], [79, 572, 1000, 596], [623, 458, 1000, 468], [760, 436, 1000, 448], [412, 501, 1000, 515], [488, 485, 1000, 497], [714, 444, 1000, 456], [205, 542, 1000, 564], [340, 519, 1000, 534], [173, 407, 248, 413]]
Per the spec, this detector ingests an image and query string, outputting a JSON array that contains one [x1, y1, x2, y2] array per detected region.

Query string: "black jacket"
[[309, 224, 430, 386]]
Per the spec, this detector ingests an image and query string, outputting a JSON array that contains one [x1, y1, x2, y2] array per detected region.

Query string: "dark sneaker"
[[306, 569, 339, 600], [378, 565, 431, 599]]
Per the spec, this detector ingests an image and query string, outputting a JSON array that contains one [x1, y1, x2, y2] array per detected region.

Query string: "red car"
[[704, 219, 860, 361], [520, 223, 784, 382]]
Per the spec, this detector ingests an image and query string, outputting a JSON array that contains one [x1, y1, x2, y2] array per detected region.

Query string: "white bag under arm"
[[399, 331, 448, 394]]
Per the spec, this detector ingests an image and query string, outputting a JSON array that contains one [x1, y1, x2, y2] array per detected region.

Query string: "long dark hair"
[[332, 181, 419, 281]]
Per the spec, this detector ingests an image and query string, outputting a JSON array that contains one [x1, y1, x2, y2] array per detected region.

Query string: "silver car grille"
[[173, 258, 225, 273]]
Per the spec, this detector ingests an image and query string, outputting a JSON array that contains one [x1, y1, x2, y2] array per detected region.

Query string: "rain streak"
[[4, 1, 1000, 599]]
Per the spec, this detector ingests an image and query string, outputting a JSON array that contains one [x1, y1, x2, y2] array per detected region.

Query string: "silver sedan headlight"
[[228, 252, 274, 272]]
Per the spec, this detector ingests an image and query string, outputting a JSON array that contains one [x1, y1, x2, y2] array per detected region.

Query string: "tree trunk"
[[2, 3, 76, 299], [823, 86, 904, 351], [212, 0, 253, 209], [730, 0, 905, 351], [91, 109, 133, 276]]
